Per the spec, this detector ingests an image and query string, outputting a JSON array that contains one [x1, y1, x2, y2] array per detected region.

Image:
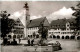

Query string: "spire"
[[24, 2, 29, 10], [23, 2, 30, 37]]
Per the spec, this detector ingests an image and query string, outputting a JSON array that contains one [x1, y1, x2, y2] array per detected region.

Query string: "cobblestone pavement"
[[1, 39, 80, 52]]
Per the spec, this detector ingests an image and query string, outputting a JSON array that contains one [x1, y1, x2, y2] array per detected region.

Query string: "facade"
[[48, 18, 80, 38], [7, 2, 30, 38], [27, 17, 50, 37], [7, 18, 24, 39], [26, 17, 80, 39]]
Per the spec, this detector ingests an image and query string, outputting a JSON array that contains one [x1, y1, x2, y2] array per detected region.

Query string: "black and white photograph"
[[0, 1, 80, 52]]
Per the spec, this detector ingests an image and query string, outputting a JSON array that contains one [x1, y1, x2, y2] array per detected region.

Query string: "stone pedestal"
[[24, 45, 60, 52]]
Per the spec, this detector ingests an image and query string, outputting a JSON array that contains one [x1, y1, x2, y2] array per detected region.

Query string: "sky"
[[0, 1, 79, 36], [0, 1, 79, 23], [0, 1, 78, 15]]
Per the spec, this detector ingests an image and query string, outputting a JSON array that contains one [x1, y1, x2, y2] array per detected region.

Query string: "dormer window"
[[17, 21, 20, 23]]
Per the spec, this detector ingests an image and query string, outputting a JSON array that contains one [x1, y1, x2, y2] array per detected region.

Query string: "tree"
[[38, 26, 48, 46], [0, 11, 15, 39], [38, 24, 48, 39], [71, 3, 80, 35]]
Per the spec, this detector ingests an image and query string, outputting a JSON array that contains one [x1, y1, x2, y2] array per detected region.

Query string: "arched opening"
[[57, 35, 60, 39], [77, 36, 80, 40], [8, 35, 11, 38], [53, 35, 56, 38], [28, 35, 30, 37], [17, 35, 20, 39], [65, 35, 69, 39], [70, 36, 75, 39], [31, 35, 32, 38], [13, 35, 16, 39], [36, 35, 39, 38], [62, 36, 64, 39], [49, 35, 52, 38], [21, 35, 23, 38]]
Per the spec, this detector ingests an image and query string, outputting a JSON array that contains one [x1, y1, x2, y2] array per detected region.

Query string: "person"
[[3, 37, 8, 45], [18, 38, 21, 44], [31, 39, 34, 46], [27, 37, 30, 46], [56, 41, 62, 50]]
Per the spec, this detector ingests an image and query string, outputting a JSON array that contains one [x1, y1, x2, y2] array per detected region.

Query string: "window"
[[57, 28, 59, 30], [14, 24, 18, 26], [56, 25, 57, 27], [17, 21, 20, 23], [49, 32, 51, 34], [67, 25, 69, 27], [19, 24, 22, 26], [29, 28, 31, 30], [63, 25, 65, 27], [61, 32, 64, 34], [28, 28, 29, 30], [57, 25, 60, 27], [67, 29, 69, 30], [52, 32, 53, 34]]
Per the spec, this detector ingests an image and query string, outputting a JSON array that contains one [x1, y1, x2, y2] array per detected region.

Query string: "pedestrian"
[[31, 38, 34, 46], [19, 38, 21, 44], [3, 37, 8, 45], [27, 37, 30, 46]]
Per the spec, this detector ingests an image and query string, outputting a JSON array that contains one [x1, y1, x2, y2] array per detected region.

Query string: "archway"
[[65, 35, 69, 39], [8, 35, 11, 38], [17, 35, 20, 39], [77, 36, 80, 40], [31, 35, 32, 38], [13, 35, 16, 39], [28, 35, 30, 37], [62, 36, 64, 39], [49, 35, 52, 38], [57, 35, 60, 39], [21, 35, 23, 38], [53, 35, 56, 38], [36, 35, 39, 38], [70, 36, 75, 39]]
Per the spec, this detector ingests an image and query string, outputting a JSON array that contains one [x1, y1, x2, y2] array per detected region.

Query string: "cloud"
[[47, 6, 75, 23], [9, 9, 27, 36], [9, 9, 26, 26], [53, 7, 75, 16], [9, 6, 75, 24], [30, 15, 42, 20]]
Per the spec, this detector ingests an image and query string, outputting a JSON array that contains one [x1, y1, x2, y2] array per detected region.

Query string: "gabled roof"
[[51, 19, 67, 26], [14, 18, 24, 27], [50, 18, 76, 29], [51, 19, 67, 29], [67, 18, 76, 23], [27, 17, 49, 28]]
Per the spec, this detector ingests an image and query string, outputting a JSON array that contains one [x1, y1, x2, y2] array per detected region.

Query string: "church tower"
[[24, 2, 30, 37]]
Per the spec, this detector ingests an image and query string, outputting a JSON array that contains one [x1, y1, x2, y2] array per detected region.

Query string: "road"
[[48, 39, 80, 52]]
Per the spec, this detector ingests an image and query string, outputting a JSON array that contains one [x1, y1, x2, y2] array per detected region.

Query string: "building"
[[48, 18, 80, 39], [6, 2, 30, 38], [27, 17, 49, 37], [7, 18, 24, 39]]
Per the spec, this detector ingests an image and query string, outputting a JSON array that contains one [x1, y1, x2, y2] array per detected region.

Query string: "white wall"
[[27, 27, 39, 36]]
